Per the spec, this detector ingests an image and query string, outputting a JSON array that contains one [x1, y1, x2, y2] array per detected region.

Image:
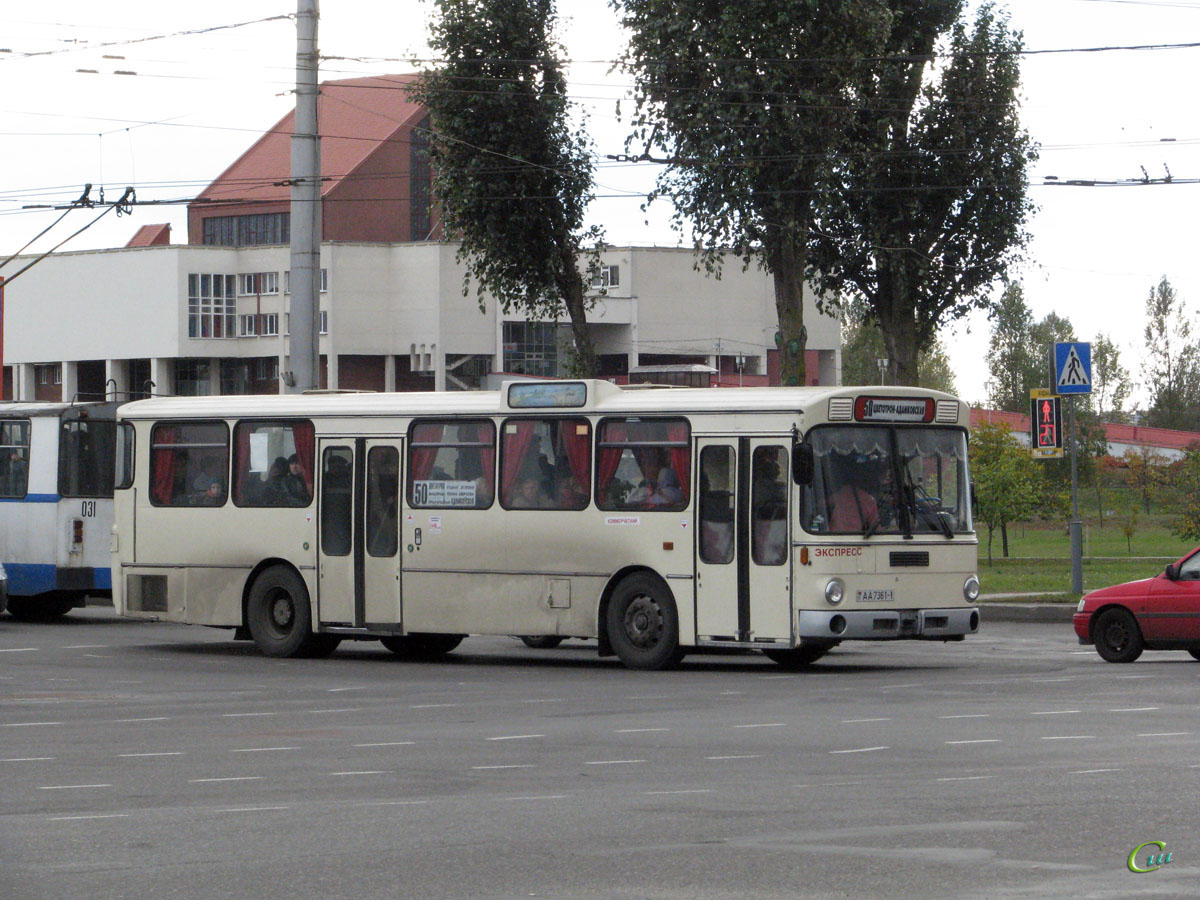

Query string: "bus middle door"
[[317, 437, 404, 630], [695, 438, 792, 644]]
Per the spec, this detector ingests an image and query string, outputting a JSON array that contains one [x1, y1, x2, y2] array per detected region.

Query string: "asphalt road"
[[2, 607, 1197, 900]]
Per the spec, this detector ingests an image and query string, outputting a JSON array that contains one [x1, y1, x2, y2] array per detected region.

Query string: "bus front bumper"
[[797, 607, 979, 641]]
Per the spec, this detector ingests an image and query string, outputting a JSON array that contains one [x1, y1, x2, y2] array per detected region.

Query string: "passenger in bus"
[[282, 454, 311, 505], [510, 477, 550, 509], [828, 455, 879, 533], [257, 456, 290, 504], [648, 466, 683, 506], [191, 457, 226, 505], [553, 472, 588, 508], [197, 479, 225, 506], [3, 450, 27, 495], [455, 455, 492, 506]]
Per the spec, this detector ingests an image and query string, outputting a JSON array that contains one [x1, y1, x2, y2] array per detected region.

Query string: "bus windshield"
[[802, 425, 971, 537]]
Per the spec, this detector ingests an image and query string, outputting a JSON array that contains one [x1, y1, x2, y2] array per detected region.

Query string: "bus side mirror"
[[792, 443, 813, 485]]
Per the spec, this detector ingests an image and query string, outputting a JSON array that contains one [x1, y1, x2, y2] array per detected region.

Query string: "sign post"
[[1053, 342, 1092, 595]]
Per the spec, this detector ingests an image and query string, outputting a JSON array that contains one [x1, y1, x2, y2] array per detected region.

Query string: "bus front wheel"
[[5, 596, 74, 621], [606, 574, 683, 670], [246, 566, 332, 658]]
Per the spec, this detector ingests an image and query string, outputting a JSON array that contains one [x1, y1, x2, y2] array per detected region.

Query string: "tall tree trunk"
[[1001, 521, 1009, 558], [558, 246, 598, 377], [877, 259, 921, 386], [769, 229, 807, 387]]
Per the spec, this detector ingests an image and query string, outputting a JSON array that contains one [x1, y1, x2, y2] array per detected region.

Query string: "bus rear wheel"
[[6, 596, 74, 621], [763, 642, 837, 669], [380, 633, 464, 660], [246, 566, 330, 658], [606, 574, 683, 670], [518, 635, 564, 649]]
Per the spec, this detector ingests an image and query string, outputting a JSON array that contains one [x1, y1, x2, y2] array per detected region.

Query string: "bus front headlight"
[[963, 575, 981, 602], [824, 578, 845, 606]]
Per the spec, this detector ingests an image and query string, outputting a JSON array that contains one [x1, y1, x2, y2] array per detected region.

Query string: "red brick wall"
[[338, 355, 385, 392]]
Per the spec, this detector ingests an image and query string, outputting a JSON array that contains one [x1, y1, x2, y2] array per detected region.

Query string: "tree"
[[1123, 445, 1167, 515], [971, 422, 1040, 563], [985, 286, 1076, 412], [1141, 276, 1200, 431], [617, 0, 894, 386], [1173, 448, 1200, 543], [411, 0, 602, 376], [1091, 333, 1130, 424], [810, 2, 1037, 386], [840, 299, 956, 393]]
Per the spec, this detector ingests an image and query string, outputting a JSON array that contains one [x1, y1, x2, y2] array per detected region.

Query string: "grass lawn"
[[977, 521, 1194, 601]]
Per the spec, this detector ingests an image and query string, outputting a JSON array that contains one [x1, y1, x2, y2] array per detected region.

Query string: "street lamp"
[[876, 358, 889, 385]]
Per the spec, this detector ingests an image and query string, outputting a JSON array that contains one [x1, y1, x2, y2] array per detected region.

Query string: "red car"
[[1074, 547, 1200, 662]]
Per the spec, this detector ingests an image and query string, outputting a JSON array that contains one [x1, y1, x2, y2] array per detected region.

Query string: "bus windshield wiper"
[[902, 462, 953, 538]]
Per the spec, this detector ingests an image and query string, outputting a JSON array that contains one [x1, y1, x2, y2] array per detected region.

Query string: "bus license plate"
[[855, 589, 894, 602]]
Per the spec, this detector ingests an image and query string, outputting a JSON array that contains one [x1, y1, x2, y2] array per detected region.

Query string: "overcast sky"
[[3, 0, 1198, 405]]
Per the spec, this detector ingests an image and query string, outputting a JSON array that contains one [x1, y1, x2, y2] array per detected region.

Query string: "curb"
[[979, 602, 1076, 623]]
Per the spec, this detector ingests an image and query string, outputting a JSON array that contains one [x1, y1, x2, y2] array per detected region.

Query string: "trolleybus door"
[[317, 438, 404, 629], [694, 438, 792, 643]]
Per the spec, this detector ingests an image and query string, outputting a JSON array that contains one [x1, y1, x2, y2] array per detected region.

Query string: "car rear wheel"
[[1093, 608, 1144, 663], [1188, 649, 1200, 662]]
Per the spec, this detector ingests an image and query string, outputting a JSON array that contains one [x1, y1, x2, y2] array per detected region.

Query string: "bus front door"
[[694, 438, 792, 644], [316, 438, 403, 629]]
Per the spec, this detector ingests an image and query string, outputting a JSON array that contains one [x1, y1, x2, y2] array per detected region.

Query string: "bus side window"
[[499, 418, 591, 510], [231, 420, 315, 508], [596, 418, 690, 512], [0, 419, 30, 499], [149, 421, 229, 507], [699, 445, 734, 564], [751, 446, 788, 565], [408, 420, 495, 509], [321, 446, 353, 556]]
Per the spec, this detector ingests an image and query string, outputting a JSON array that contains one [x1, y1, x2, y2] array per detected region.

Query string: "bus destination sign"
[[507, 382, 588, 409], [854, 397, 934, 423]]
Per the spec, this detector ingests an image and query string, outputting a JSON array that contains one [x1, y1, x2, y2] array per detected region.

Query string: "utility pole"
[[287, 0, 321, 393]]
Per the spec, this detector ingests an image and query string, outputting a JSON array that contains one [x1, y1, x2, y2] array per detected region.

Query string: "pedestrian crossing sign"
[[1053, 342, 1091, 394]]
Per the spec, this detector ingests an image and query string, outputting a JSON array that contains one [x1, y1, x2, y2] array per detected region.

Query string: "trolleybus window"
[[231, 420, 315, 507], [321, 446, 354, 556], [802, 425, 969, 537], [150, 421, 230, 507], [500, 418, 591, 510], [408, 420, 495, 509], [596, 418, 690, 512], [0, 419, 30, 498], [59, 419, 118, 498], [115, 422, 135, 491], [751, 446, 789, 565]]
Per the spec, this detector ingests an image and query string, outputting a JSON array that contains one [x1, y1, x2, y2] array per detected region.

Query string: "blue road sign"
[[1054, 342, 1091, 394]]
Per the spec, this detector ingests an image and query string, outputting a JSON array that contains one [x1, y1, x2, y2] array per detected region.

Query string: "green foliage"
[[1092, 333, 1131, 423], [985, 283, 1041, 412], [411, 0, 602, 375], [1172, 448, 1200, 542], [810, 2, 1037, 386], [840, 299, 956, 393], [971, 422, 1041, 563], [616, 0, 895, 386], [1123, 445, 1169, 515], [1141, 276, 1200, 431]]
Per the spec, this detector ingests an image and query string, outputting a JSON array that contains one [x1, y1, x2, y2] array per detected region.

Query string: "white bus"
[[112, 381, 979, 669], [0, 401, 122, 619]]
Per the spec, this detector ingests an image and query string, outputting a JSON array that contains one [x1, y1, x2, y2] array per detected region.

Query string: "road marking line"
[[308, 708, 361, 714], [230, 747, 299, 753], [361, 799, 431, 806], [216, 806, 289, 813], [626, 695, 667, 700], [720, 691, 743, 695], [189, 776, 263, 783], [354, 741, 415, 747], [115, 717, 168, 723], [1138, 732, 1190, 737], [501, 795, 568, 801], [63, 645, 108, 650], [110, 680, 143, 685], [221, 712, 276, 718], [329, 687, 367, 692], [706, 754, 760, 760], [1113, 674, 1154, 679], [1041, 735, 1094, 740], [1030, 677, 1075, 682], [936, 775, 994, 782], [1032, 710, 1080, 715], [49, 813, 129, 821], [732, 723, 785, 729], [472, 764, 535, 770], [616, 727, 669, 733], [2, 721, 61, 727], [117, 752, 184, 758], [830, 746, 889, 754], [82, 654, 113, 658], [1110, 707, 1159, 712], [331, 770, 391, 776], [585, 759, 645, 765], [643, 789, 713, 795], [2, 757, 55, 762], [38, 784, 111, 790], [945, 739, 1000, 745], [842, 717, 891, 723], [410, 703, 460, 709], [486, 734, 544, 741], [938, 714, 989, 719], [1071, 769, 1121, 774], [520, 698, 565, 704], [0, 648, 38, 653]]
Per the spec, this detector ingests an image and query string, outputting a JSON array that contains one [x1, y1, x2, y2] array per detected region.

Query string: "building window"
[[283, 269, 327, 293], [202, 214, 289, 247], [410, 114, 432, 241], [254, 357, 279, 382], [240, 313, 279, 337], [35, 363, 62, 385], [502, 322, 558, 377], [239, 272, 279, 295], [263, 313, 280, 336], [590, 265, 620, 290], [283, 311, 327, 335], [187, 274, 237, 339], [174, 359, 212, 397], [239, 315, 259, 337]]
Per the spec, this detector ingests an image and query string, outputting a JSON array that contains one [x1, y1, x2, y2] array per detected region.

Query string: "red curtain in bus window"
[[410, 423, 445, 481], [476, 422, 495, 491], [559, 420, 590, 489], [232, 425, 253, 505], [151, 426, 180, 505], [596, 421, 628, 500], [501, 420, 536, 499], [666, 421, 691, 503], [292, 421, 315, 494]]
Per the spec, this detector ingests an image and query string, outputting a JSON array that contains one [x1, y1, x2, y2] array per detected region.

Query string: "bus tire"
[[518, 635, 564, 649], [763, 642, 836, 669], [246, 566, 321, 658], [606, 574, 683, 670], [5, 596, 74, 621], [380, 633, 464, 660]]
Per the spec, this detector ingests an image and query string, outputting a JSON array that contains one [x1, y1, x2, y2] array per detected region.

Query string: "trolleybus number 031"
[[80, 500, 98, 517], [856, 589, 894, 602]]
